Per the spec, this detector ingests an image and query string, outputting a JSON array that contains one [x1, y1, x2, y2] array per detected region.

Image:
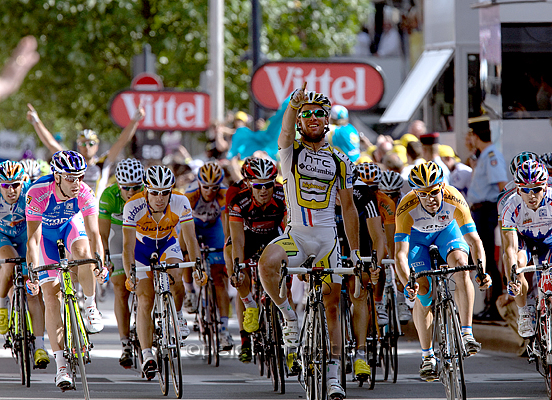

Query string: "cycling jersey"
[[0, 180, 30, 238], [327, 123, 360, 162], [376, 191, 396, 226], [26, 175, 98, 229], [280, 140, 354, 228], [185, 180, 227, 228], [497, 180, 516, 217], [225, 179, 248, 216], [99, 183, 126, 274]]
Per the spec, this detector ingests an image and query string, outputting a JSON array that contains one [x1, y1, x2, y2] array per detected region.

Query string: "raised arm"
[[26, 103, 63, 156], [279, 83, 307, 150], [0, 36, 39, 102], [105, 104, 145, 165]]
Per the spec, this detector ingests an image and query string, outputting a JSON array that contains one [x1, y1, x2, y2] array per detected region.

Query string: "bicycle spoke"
[[165, 294, 183, 398], [69, 300, 90, 400]]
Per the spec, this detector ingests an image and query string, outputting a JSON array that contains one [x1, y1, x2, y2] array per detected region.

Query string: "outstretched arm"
[[279, 82, 307, 150], [0, 36, 39, 102], [105, 104, 145, 165], [26, 103, 63, 156]]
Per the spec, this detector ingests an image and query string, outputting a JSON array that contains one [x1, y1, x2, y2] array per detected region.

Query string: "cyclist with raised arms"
[[122, 165, 201, 379], [185, 161, 234, 350], [395, 161, 491, 381], [20, 158, 47, 183], [258, 86, 359, 400], [502, 160, 552, 337], [99, 158, 145, 368], [227, 158, 287, 364], [25, 150, 108, 389], [0, 161, 49, 369]]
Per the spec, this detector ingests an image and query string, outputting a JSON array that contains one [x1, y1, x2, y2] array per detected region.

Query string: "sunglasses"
[[120, 184, 143, 191], [519, 186, 545, 195], [1, 182, 21, 190], [148, 189, 171, 197], [201, 185, 220, 191], [77, 140, 97, 147], [62, 174, 84, 183], [415, 185, 442, 199], [251, 181, 275, 190], [300, 109, 326, 119]]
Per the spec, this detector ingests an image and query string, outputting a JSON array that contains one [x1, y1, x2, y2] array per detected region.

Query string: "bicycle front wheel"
[[270, 301, 286, 394], [68, 299, 90, 400], [207, 282, 220, 367], [153, 302, 169, 396], [443, 300, 466, 400], [386, 289, 399, 383], [164, 294, 183, 398], [309, 302, 328, 400], [339, 291, 352, 392]]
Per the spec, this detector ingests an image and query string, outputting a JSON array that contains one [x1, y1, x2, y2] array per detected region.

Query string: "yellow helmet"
[[408, 161, 444, 189]]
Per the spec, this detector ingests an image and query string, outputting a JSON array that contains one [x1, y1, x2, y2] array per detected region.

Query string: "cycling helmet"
[[540, 152, 552, 169], [330, 105, 348, 121], [514, 160, 549, 186], [243, 158, 278, 180], [301, 91, 332, 115], [357, 162, 382, 185], [510, 151, 538, 176], [408, 161, 444, 189], [379, 170, 404, 193], [198, 161, 224, 186], [240, 157, 255, 180], [77, 129, 99, 143], [0, 161, 27, 182], [115, 158, 144, 184], [144, 165, 175, 189], [19, 159, 41, 182], [50, 150, 87, 175]]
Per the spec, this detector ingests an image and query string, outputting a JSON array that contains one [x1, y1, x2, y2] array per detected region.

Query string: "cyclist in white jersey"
[[259, 86, 361, 400]]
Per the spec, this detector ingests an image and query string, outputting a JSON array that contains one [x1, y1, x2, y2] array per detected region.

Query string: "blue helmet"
[[50, 150, 87, 175], [330, 105, 348, 121]]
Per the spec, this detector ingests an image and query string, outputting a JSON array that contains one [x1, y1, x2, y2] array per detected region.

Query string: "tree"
[[0, 0, 370, 145]]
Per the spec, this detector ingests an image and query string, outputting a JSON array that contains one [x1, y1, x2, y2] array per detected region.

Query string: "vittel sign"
[[110, 90, 210, 131], [251, 60, 385, 110]]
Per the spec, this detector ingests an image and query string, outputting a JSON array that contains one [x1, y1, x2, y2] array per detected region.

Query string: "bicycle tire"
[[386, 289, 399, 383], [164, 294, 183, 398], [546, 307, 552, 400], [365, 286, 377, 390], [265, 303, 278, 391], [443, 300, 466, 400], [153, 301, 169, 396], [69, 299, 90, 400], [340, 291, 351, 392], [271, 301, 286, 394], [128, 293, 143, 375], [253, 307, 265, 377], [309, 302, 328, 400], [207, 281, 220, 367], [19, 289, 32, 387]]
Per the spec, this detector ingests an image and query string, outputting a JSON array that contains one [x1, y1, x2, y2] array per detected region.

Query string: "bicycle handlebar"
[[0, 257, 26, 264], [515, 262, 552, 275], [134, 260, 199, 273], [413, 264, 477, 279]]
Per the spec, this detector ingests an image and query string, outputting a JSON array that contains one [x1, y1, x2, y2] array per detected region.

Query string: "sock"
[[461, 326, 473, 337], [241, 293, 256, 309], [84, 294, 95, 308], [519, 305, 532, 314], [277, 299, 297, 321], [220, 316, 228, 332], [120, 336, 130, 349], [142, 348, 153, 360], [355, 349, 366, 362], [35, 335, 45, 350], [327, 360, 340, 380], [184, 282, 195, 293], [177, 310, 184, 321], [240, 330, 250, 346], [54, 350, 66, 370], [422, 347, 434, 358], [0, 296, 8, 308]]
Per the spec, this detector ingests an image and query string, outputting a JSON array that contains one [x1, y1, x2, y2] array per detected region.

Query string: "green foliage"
[[0, 0, 370, 145]]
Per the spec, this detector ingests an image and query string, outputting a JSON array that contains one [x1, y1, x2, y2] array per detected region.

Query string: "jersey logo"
[[539, 209, 547, 218], [396, 198, 417, 217]]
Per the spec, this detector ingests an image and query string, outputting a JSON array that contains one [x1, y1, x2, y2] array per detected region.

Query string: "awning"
[[379, 48, 454, 124]]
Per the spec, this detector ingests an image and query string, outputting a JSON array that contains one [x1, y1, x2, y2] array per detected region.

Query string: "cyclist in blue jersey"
[[327, 105, 360, 163]]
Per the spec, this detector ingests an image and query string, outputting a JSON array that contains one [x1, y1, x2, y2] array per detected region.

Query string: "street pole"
[[209, 0, 224, 123], [251, 0, 262, 129]]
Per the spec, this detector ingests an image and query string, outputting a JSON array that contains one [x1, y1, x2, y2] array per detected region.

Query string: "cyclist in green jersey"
[[99, 159, 145, 368]]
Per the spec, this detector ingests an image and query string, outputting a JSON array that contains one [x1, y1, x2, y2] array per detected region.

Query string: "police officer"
[[466, 116, 508, 320]]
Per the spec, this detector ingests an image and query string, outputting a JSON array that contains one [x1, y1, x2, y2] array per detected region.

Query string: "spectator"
[[328, 105, 361, 162], [382, 152, 404, 174], [407, 119, 427, 140], [0, 36, 39, 102], [439, 144, 472, 197], [466, 116, 508, 321], [371, 135, 394, 164], [400, 140, 424, 194], [353, 25, 372, 57], [376, 6, 402, 57], [419, 132, 450, 184]]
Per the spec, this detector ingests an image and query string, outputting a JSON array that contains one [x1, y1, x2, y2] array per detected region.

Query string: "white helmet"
[[115, 158, 144, 184], [144, 165, 175, 190]]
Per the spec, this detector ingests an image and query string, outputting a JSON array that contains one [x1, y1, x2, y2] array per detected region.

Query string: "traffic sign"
[[131, 72, 163, 91]]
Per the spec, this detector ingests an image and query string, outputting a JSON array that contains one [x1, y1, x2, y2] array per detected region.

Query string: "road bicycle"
[[410, 244, 484, 400], [279, 255, 363, 400], [516, 254, 552, 399], [194, 246, 224, 367], [30, 239, 102, 400], [233, 249, 287, 394], [4, 256, 35, 387], [131, 255, 201, 398]]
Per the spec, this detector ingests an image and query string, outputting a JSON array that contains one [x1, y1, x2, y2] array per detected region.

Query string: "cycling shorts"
[[37, 214, 88, 285], [135, 235, 182, 280], [408, 221, 469, 274], [107, 227, 124, 277], [195, 218, 225, 266], [270, 225, 342, 284]]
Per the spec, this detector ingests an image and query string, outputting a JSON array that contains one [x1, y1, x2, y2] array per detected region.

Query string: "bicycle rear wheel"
[[365, 286, 377, 390], [443, 300, 466, 400], [271, 301, 286, 394], [253, 306, 266, 377], [128, 293, 143, 374], [264, 303, 278, 391], [68, 299, 90, 400], [164, 294, 183, 398]]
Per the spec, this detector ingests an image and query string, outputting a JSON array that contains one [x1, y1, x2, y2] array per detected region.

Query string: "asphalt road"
[[0, 287, 548, 400]]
